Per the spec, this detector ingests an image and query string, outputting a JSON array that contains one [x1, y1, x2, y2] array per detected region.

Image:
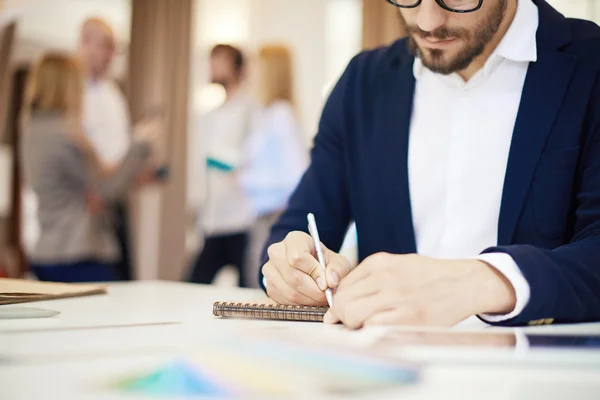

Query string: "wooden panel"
[[362, 0, 406, 49], [0, 22, 15, 138], [128, 0, 193, 280], [0, 23, 21, 278], [6, 68, 29, 277]]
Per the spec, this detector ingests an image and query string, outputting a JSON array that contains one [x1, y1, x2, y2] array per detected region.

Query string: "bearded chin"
[[402, 0, 507, 76], [408, 36, 487, 76]]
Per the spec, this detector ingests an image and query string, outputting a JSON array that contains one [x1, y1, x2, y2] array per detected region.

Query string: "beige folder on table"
[[0, 278, 107, 305]]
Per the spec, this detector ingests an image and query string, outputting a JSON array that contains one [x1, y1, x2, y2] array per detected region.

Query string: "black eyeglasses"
[[386, 0, 483, 14]]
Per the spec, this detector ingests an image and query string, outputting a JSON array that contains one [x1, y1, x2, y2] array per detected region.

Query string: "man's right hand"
[[262, 231, 352, 306]]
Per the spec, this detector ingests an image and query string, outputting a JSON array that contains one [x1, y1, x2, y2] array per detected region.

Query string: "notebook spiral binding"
[[213, 301, 329, 322]]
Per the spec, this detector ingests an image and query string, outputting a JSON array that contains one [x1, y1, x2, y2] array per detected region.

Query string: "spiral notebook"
[[213, 301, 329, 322]]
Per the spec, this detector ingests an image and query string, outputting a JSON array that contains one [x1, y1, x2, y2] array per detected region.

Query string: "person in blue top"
[[260, 0, 600, 328], [240, 45, 308, 288]]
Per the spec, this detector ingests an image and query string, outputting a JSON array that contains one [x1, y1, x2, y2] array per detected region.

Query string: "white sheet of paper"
[[0, 145, 12, 217], [0, 307, 60, 319]]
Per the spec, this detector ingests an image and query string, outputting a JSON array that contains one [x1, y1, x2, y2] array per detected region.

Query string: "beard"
[[401, 0, 507, 75]]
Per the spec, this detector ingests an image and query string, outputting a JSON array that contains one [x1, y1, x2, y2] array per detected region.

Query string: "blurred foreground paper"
[[0, 278, 107, 305], [0, 145, 12, 217]]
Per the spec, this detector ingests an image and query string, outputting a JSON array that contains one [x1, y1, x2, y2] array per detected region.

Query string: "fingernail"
[[323, 311, 334, 324], [316, 277, 326, 291], [327, 271, 340, 288]]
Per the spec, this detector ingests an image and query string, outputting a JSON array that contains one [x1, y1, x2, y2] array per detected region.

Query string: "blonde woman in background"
[[240, 45, 308, 288], [20, 53, 161, 282]]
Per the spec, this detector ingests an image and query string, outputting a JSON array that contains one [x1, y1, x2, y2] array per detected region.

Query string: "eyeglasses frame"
[[385, 0, 484, 14]]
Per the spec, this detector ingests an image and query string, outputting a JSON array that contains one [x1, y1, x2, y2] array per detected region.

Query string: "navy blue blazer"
[[262, 0, 600, 326]]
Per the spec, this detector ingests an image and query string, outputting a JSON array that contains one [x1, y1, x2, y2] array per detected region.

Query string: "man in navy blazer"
[[260, 0, 600, 328]]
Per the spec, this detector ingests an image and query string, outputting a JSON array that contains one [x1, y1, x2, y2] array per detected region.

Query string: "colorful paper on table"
[[109, 340, 418, 397], [210, 336, 420, 395], [110, 355, 293, 397], [112, 360, 236, 397], [196, 336, 418, 396]]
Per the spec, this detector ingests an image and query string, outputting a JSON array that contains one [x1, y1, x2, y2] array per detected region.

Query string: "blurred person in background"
[[78, 17, 158, 281], [239, 45, 308, 288], [188, 44, 255, 286], [20, 53, 161, 283]]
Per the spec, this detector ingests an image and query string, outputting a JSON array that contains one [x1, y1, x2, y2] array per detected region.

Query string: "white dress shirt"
[[83, 79, 131, 165], [200, 91, 256, 236], [409, 0, 539, 322]]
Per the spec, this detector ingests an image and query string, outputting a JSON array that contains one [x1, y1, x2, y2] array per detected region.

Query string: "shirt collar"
[[414, 0, 539, 80], [495, 0, 538, 63]]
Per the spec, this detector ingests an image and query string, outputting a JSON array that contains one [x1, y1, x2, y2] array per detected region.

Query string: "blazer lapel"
[[498, 2, 576, 245], [375, 50, 418, 254]]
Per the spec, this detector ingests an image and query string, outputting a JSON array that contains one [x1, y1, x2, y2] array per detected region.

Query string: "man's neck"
[[458, 1, 518, 81]]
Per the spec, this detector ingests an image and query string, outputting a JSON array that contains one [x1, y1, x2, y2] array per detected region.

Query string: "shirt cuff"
[[476, 253, 531, 322]]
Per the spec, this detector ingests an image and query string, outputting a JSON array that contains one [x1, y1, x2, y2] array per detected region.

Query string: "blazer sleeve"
[[57, 138, 151, 202], [258, 57, 361, 288], [482, 77, 600, 326]]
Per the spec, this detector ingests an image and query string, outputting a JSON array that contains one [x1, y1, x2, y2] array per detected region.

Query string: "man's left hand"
[[324, 253, 517, 329]]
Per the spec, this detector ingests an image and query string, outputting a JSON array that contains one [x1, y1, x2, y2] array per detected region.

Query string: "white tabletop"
[[1, 281, 599, 400]]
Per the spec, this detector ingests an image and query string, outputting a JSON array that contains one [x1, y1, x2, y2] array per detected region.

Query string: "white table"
[[0, 281, 599, 399]]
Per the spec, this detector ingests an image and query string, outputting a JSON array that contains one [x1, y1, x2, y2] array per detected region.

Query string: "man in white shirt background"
[[260, 0, 600, 328], [78, 18, 158, 281], [188, 44, 256, 287]]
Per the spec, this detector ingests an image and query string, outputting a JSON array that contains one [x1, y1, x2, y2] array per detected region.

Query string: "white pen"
[[307, 213, 334, 307]]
